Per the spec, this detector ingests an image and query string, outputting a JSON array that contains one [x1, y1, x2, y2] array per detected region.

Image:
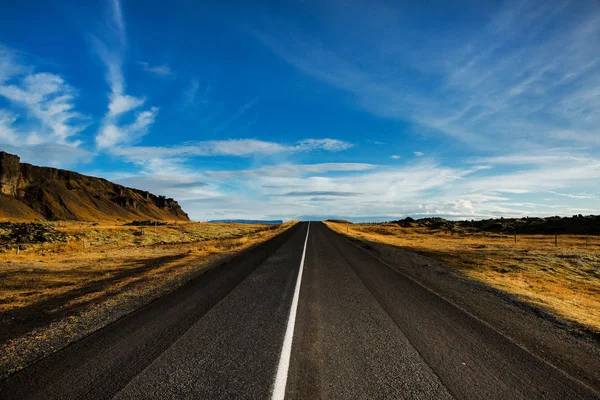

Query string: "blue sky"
[[1, 0, 599, 221]]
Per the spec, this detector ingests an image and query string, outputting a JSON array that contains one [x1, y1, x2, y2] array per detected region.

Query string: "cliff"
[[0, 151, 189, 222]]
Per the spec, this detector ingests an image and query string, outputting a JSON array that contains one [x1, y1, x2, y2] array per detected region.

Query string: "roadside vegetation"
[[325, 220, 600, 334], [0, 220, 296, 377]]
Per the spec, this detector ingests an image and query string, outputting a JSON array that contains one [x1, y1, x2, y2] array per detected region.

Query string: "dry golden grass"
[[0, 221, 296, 314], [325, 221, 600, 333], [0, 221, 296, 376], [0, 222, 293, 313]]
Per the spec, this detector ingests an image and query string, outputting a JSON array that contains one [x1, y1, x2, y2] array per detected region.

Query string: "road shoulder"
[[325, 224, 600, 393]]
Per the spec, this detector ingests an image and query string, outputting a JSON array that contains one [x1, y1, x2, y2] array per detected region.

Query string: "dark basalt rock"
[[392, 215, 600, 235], [0, 222, 67, 245]]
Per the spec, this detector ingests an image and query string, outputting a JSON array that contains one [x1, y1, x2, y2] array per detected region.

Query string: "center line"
[[271, 222, 310, 400]]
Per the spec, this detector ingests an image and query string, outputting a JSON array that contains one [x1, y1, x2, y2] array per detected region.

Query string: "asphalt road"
[[1, 222, 599, 399]]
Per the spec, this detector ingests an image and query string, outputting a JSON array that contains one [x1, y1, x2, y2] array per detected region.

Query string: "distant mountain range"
[[209, 219, 283, 224], [0, 151, 189, 222]]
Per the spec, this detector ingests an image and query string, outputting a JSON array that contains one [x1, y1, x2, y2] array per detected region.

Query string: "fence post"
[[16, 246, 19, 256], [555, 233, 558, 247], [514, 226, 517, 244]]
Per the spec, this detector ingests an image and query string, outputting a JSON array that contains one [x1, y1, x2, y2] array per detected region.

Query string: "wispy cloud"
[[0, 47, 88, 146], [213, 97, 259, 134], [2, 0, 598, 221], [115, 173, 221, 202], [0, 110, 19, 145], [0, 142, 92, 167], [96, 106, 159, 148], [181, 78, 201, 107], [114, 138, 354, 173], [0, 44, 91, 166], [139, 61, 173, 77], [275, 191, 358, 197], [469, 149, 591, 165], [161, 150, 600, 220], [0, 46, 27, 83], [254, 0, 600, 151], [93, 0, 159, 149], [206, 162, 374, 178], [549, 191, 596, 199]]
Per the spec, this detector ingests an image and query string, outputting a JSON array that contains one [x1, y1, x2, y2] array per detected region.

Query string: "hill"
[[0, 151, 189, 222], [391, 215, 600, 235]]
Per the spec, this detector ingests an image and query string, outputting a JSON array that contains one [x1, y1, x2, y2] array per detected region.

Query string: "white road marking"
[[271, 222, 310, 400]]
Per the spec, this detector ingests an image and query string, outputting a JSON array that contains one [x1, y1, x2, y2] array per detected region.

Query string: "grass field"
[[0, 221, 296, 377], [325, 221, 600, 334]]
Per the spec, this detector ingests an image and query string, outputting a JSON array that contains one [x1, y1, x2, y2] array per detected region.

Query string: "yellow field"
[[325, 221, 600, 333], [0, 221, 296, 376]]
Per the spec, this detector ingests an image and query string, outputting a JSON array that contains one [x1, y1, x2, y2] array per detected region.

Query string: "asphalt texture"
[[1, 221, 599, 399]]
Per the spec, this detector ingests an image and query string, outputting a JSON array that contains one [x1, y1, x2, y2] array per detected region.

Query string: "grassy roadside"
[[0, 221, 296, 377], [325, 221, 600, 334]]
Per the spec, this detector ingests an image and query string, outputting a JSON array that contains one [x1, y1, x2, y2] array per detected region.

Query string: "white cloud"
[[0, 45, 89, 167], [108, 93, 145, 117], [0, 142, 93, 168], [206, 163, 375, 178], [113, 138, 353, 174], [97, 106, 158, 148], [0, 66, 87, 145], [0, 110, 19, 145], [116, 174, 221, 202], [204, 138, 286, 156], [413, 151, 424, 157], [469, 150, 590, 165], [297, 138, 353, 152], [390, 155, 400, 159], [139, 61, 173, 77], [109, 0, 126, 45], [0, 45, 27, 84], [158, 150, 600, 221], [549, 191, 596, 199]]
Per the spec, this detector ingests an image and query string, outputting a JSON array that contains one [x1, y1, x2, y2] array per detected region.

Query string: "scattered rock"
[[0, 222, 67, 247], [125, 220, 169, 227]]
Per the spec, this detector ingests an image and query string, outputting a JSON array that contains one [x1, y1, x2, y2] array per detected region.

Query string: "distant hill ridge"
[[392, 216, 600, 235], [0, 151, 189, 222]]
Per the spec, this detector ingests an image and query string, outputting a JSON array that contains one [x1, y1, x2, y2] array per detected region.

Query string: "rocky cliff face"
[[0, 152, 21, 197], [0, 151, 189, 221]]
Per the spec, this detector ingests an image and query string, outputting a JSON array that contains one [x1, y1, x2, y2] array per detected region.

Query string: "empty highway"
[[1, 222, 599, 399]]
